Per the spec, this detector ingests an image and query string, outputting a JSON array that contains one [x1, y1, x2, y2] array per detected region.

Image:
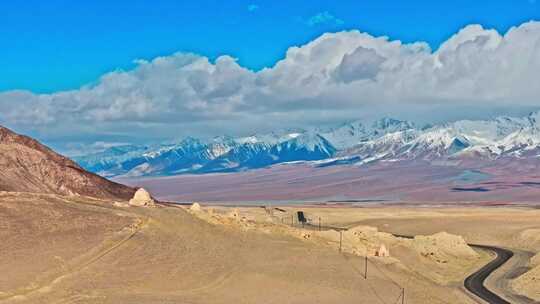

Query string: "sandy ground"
[[253, 205, 540, 303], [2, 193, 540, 303]]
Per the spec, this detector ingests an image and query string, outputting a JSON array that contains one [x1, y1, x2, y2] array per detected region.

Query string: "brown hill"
[[0, 125, 135, 200]]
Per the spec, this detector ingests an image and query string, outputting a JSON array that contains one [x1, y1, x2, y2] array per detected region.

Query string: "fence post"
[[339, 230, 343, 253], [318, 217, 321, 231], [364, 255, 368, 279]]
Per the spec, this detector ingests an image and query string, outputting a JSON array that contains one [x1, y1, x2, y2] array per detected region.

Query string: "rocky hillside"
[[0, 125, 135, 200]]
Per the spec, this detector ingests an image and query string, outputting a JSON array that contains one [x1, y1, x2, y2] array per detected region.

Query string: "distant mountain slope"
[[0, 125, 135, 200], [75, 112, 540, 178]]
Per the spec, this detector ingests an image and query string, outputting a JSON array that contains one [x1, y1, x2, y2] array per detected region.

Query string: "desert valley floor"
[[2, 192, 540, 304]]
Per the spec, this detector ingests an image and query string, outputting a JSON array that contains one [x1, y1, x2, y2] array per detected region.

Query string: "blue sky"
[[1, 0, 539, 93], [2, 1, 540, 153]]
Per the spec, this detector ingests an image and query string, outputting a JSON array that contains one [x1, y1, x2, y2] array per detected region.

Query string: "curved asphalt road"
[[465, 244, 514, 304], [390, 234, 514, 303], [306, 227, 515, 303]]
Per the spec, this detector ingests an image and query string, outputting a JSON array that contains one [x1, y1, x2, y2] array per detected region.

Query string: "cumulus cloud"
[[2, 21, 540, 145], [333, 47, 386, 82], [306, 11, 344, 27]]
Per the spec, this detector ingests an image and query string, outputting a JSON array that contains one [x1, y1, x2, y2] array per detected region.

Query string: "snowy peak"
[[494, 126, 540, 156], [321, 117, 415, 150], [236, 129, 305, 146], [277, 132, 336, 156], [442, 117, 527, 144], [527, 110, 540, 126], [75, 112, 540, 177], [370, 117, 415, 134]]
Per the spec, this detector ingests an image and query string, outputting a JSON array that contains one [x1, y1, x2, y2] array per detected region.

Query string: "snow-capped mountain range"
[[74, 112, 540, 177]]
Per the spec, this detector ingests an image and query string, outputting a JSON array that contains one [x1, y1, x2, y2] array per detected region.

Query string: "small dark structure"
[[297, 211, 307, 225]]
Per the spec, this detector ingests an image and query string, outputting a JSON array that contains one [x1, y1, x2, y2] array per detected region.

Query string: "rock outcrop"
[[412, 232, 478, 263], [375, 244, 390, 257], [190, 202, 202, 212], [0, 125, 135, 200], [129, 188, 156, 207]]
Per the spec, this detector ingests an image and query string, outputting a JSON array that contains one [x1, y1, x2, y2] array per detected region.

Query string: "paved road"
[[392, 234, 514, 303], [465, 244, 514, 304], [305, 226, 515, 303]]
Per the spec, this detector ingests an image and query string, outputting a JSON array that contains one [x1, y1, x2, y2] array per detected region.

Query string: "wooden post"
[[401, 288, 405, 304], [318, 217, 321, 231], [291, 215, 294, 227], [339, 230, 343, 253], [364, 255, 368, 279]]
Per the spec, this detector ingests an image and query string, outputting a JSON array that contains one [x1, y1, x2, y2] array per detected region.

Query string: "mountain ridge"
[[75, 112, 540, 177], [0, 125, 135, 200]]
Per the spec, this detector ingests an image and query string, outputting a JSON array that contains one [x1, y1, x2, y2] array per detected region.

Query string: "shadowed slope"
[[0, 126, 135, 200]]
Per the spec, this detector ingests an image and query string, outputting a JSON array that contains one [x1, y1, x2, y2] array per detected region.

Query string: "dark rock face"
[[0, 126, 135, 200]]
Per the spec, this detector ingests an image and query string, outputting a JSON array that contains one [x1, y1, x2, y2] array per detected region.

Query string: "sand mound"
[[376, 244, 390, 257], [511, 252, 540, 301], [113, 201, 130, 208], [379, 232, 485, 285], [531, 252, 540, 267], [297, 226, 398, 257], [412, 232, 478, 263], [512, 260, 540, 301], [518, 229, 540, 250], [129, 188, 155, 207], [228, 208, 240, 219], [187, 208, 486, 287], [190, 202, 202, 212], [341, 226, 397, 256], [187, 206, 257, 232]]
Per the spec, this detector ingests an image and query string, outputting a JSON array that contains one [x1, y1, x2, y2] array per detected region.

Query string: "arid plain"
[[2, 190, 540, 304]]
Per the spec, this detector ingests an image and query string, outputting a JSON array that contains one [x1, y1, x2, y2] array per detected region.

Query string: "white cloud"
[[2, 22, 540, 144], [61, 141, 131, 157], [333, 46, 386, 82], [305, 11, 344, 27]]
